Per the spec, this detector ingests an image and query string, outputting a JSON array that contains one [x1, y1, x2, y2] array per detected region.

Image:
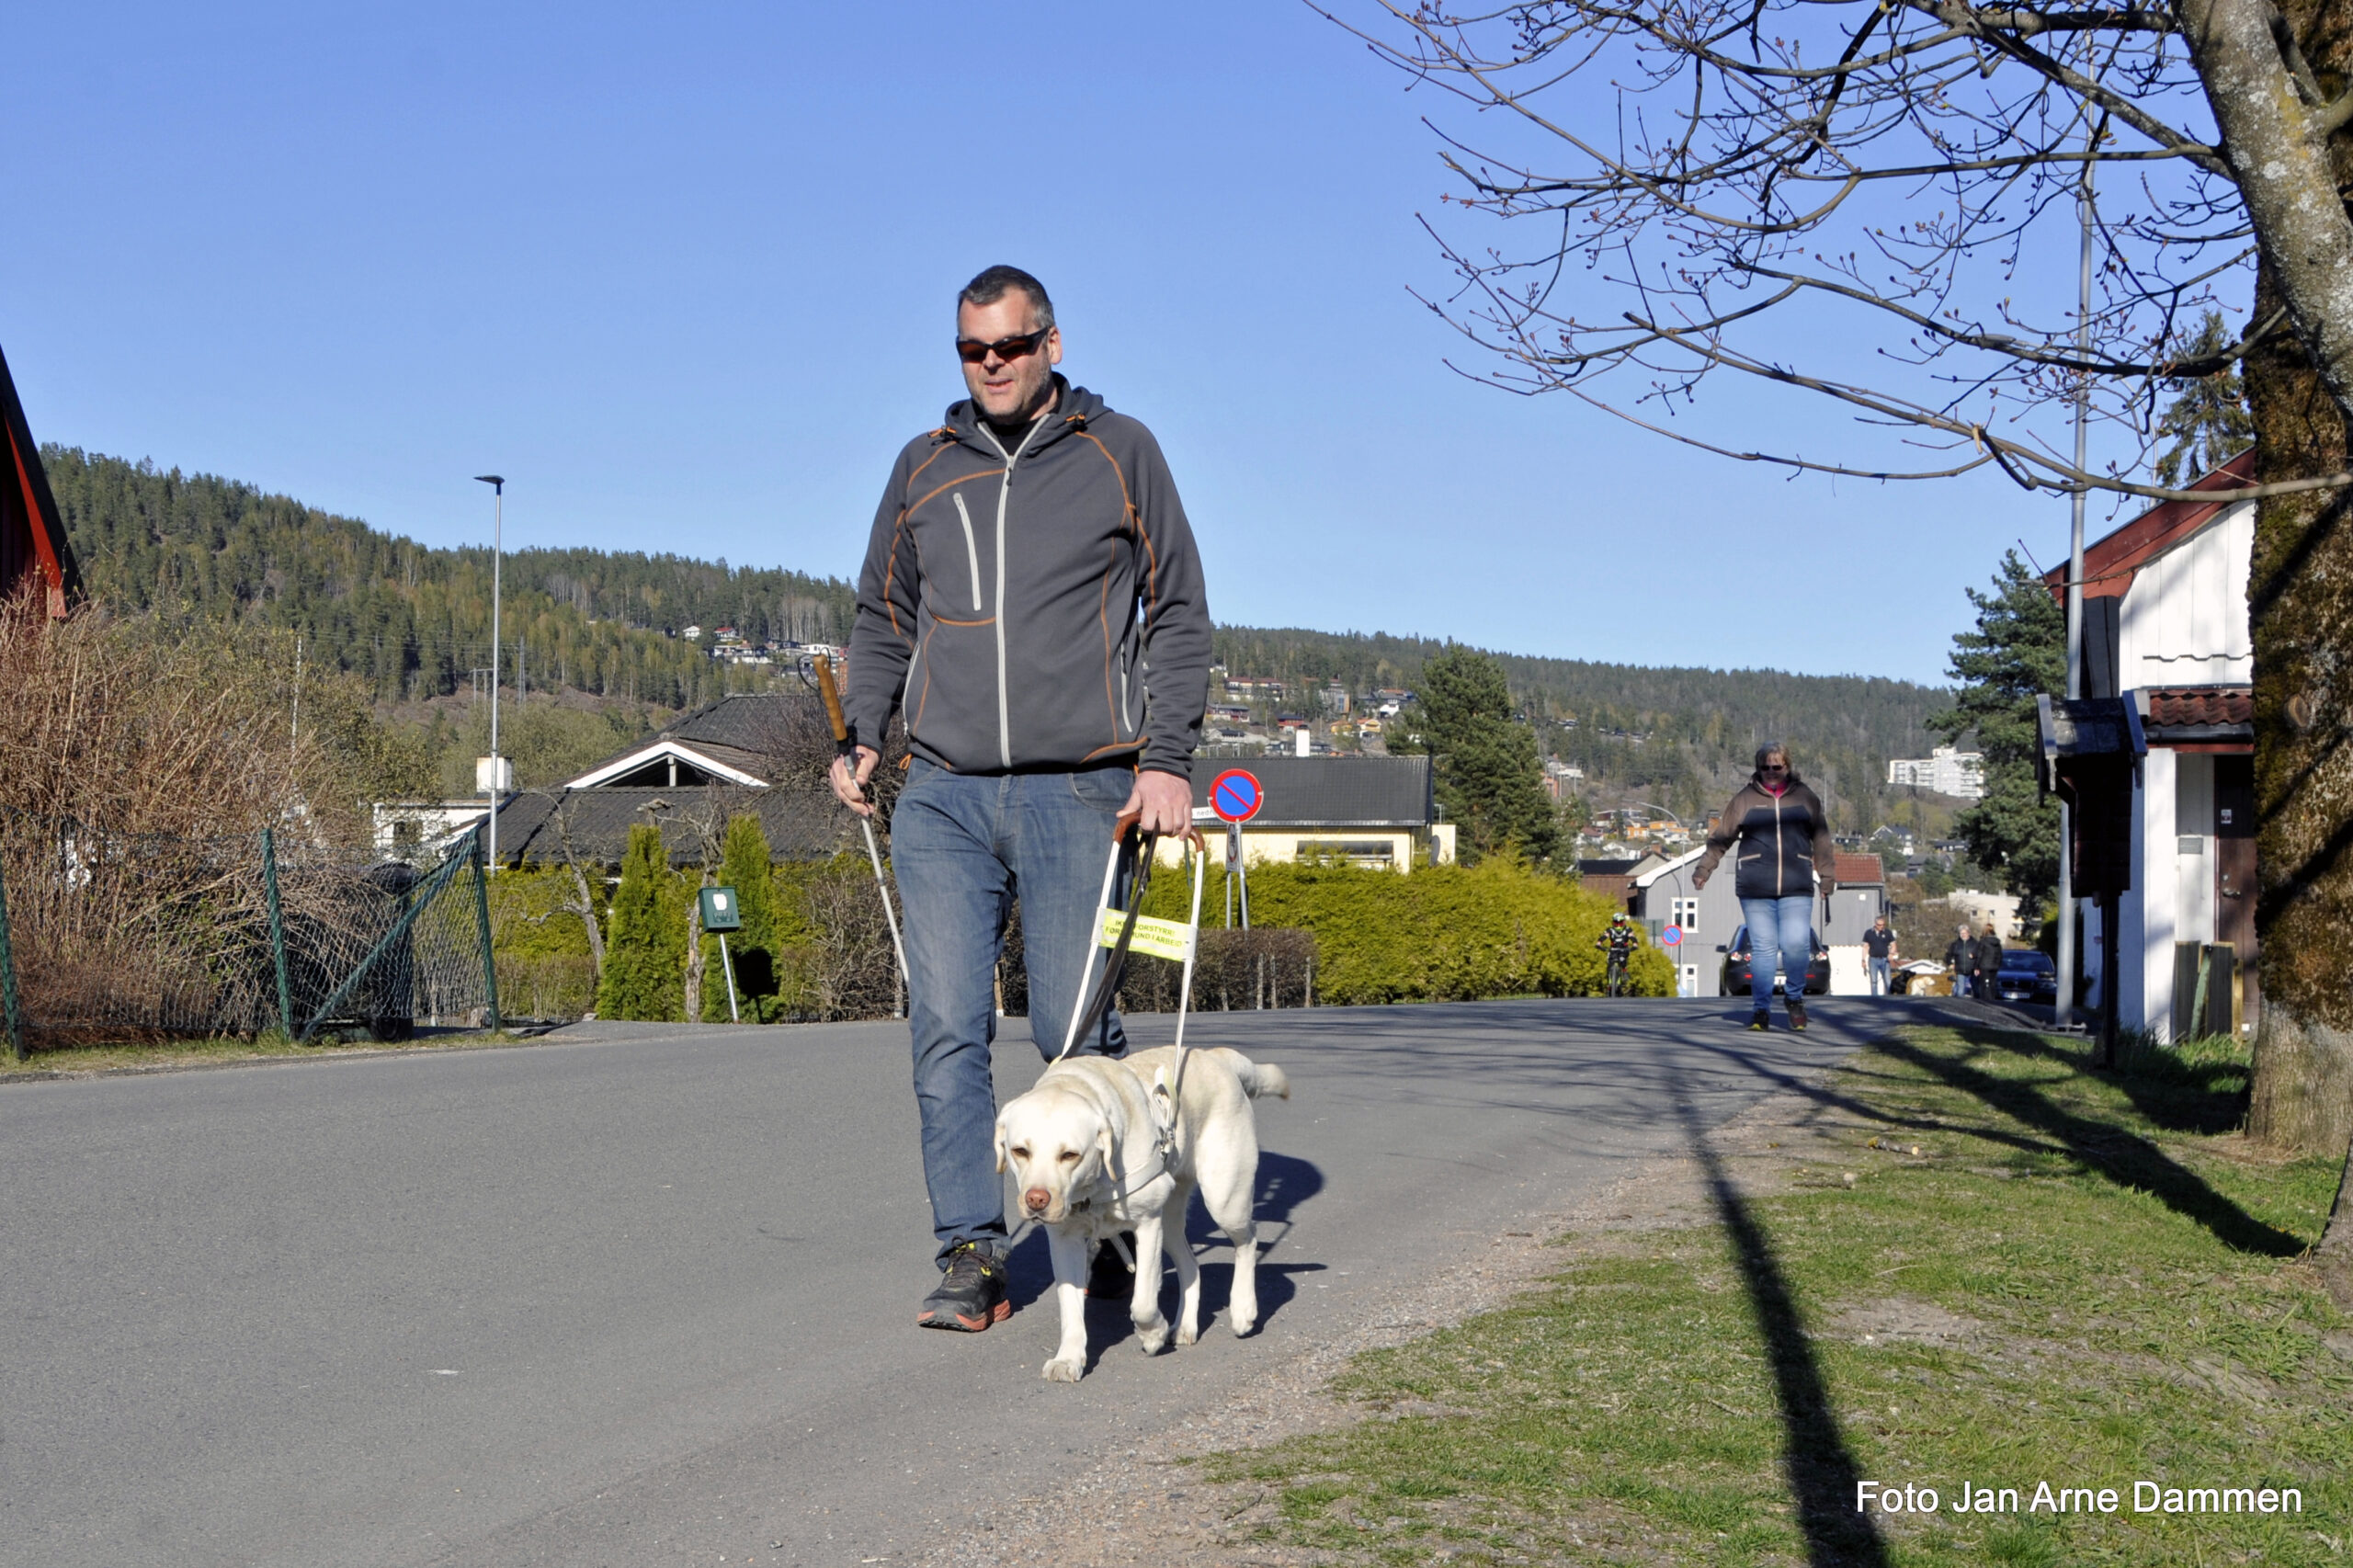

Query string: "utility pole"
[[2055, 147, 2096, 1031], [475, 476, 506, 873], [290, 635, 302, 764]]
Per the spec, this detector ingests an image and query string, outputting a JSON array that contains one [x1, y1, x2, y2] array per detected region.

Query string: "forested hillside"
[[1212, 627, 1953, 830], [44, 447, 1954, 828], [45, 448, 858, 710]]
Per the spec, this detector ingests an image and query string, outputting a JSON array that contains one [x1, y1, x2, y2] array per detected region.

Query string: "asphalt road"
[[0, 996, 1923, 1567]]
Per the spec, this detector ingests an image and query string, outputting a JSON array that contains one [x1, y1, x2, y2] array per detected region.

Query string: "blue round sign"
[[1211, 768, 1264, 824], [1661, 926, 1683, 947]]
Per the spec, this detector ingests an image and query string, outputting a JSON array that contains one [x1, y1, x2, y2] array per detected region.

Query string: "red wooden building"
[[0, 342, 79, 617]]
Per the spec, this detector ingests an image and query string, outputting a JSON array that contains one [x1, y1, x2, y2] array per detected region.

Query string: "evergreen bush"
[[487, 867, 600, 1019], [702, 813, 782, 1020], [597, 824, 684, 1020], [1136, 856, 1672, 1004]]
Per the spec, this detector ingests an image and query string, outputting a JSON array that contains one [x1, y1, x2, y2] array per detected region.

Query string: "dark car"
[[1995, 949, 2059, 1004], [1719, 925, 1831, 997]]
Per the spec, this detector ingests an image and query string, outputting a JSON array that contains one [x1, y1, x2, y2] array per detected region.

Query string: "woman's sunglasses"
[[955, 328, 1049, 364]]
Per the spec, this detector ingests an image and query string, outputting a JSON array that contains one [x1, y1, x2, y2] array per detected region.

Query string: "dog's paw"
[[1175, 1322, 1199, 1347], [1229, 1310, 1258, 1338], [1133, 1313, 1170, 1355], [1041, 1355, 1086, 1382]]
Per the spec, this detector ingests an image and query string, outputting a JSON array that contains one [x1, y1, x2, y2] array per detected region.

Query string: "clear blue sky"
[[0, 3, 2121, 686]]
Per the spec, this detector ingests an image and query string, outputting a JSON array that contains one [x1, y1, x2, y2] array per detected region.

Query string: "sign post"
[[700, 885, 744, 1023], [1210, 768, 1264, 931]]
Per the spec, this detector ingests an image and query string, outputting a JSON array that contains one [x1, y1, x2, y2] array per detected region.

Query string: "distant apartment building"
[[1540, 757, 1585, 801], [1886, 745, 1985, 799]]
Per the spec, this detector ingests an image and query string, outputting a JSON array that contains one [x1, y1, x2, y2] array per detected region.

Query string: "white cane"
[[814, 655, 911, 1005]]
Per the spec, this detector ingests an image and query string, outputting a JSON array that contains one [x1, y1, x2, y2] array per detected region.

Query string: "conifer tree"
[[703, 812, 780, 1020], [1392, 646, 1560, 865], [1927, 552, 2064, 909], [2154, 311, 2254, 488], [597, 824, 682, 1021]]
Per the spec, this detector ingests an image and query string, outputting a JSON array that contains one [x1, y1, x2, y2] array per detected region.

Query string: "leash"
[[1054, 812, 1155, 1063]]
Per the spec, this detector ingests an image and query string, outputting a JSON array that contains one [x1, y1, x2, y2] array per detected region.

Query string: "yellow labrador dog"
[[995, 1043, 1290, 1382]]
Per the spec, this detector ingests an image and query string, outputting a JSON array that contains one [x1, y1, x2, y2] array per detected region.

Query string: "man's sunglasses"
[[955, 328, 1050, 364]]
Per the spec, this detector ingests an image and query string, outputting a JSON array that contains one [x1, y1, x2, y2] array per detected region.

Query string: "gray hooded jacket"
[[845, 379, 1211, 777]]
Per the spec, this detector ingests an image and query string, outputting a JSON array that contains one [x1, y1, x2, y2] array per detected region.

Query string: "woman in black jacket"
[[1693, 743, 1837, 1031], [1972, 925, 2006, 1000]]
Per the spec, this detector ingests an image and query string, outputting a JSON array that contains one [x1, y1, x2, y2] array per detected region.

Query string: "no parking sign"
[[1210, 768, 1264, 824], [1210, 769, 1262, 930]]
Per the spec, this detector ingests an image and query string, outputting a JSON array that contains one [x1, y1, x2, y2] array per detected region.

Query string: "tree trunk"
[[566, 858, 605, 978], [2236, 0, 2353, 1165], [2244, 253, 2353, 1158], [683, 882, 706, 1025], [2181, 0, 2353, 416], [2319, 1159, 2353, 1308]]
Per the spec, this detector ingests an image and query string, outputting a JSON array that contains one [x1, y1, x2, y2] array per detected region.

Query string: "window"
[[1669, 896, 1699, 931]]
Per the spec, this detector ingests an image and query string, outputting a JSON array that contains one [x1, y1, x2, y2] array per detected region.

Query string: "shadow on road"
[[1674, 1085, 1887, 1568], [995, 1150, 1329, 1346]]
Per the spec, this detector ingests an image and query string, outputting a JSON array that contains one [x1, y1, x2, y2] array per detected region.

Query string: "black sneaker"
[[1787, 1000, 1809, 1031], [1747, 1010, 1770, 1031], [1087, 1233, 1136, 1299], [917, 1243, 1008, 1332]]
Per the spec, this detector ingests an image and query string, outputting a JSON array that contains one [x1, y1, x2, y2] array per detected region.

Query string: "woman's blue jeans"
[[890, 758, 1137, 1267], [1739, 894, 1816, 1011]]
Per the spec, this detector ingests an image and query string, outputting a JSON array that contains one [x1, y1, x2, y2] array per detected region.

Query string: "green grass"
[[0, 1027, 518, 1078], [1202, 1025, 2352, 1564]]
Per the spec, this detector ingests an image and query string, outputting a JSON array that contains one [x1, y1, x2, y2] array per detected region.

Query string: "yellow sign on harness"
[[1097, 907, 1197, 964]]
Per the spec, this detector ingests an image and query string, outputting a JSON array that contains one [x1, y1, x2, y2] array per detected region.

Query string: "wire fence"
[[0, 809, 498, 1058]]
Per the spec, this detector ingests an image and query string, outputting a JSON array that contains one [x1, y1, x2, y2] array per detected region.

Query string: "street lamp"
[[474, 475, 505, 873]]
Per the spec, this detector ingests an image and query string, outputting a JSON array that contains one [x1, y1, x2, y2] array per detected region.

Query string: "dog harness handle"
[[1054, 824, 1155, 1062]]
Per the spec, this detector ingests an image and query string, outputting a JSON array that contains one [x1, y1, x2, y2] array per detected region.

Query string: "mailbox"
[[699, 886, 743, 932]]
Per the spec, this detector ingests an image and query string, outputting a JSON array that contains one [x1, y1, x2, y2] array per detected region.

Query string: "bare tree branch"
[[1319, 0, 2351, 497]]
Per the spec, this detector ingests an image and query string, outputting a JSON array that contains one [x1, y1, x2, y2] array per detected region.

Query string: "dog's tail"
[[1233, 1056, 1290, 1102]]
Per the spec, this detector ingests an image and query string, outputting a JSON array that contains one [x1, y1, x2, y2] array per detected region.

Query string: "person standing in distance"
[[1973, 922, 2006, 1004], [833, 266, 1211, 1334], [1692, 743, 1837, 1030], [1946, 924, 1975, 996], [1863, 915, 1898, 995]]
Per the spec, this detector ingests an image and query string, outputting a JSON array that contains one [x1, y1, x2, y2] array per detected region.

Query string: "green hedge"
[[1134, 856, 1675, 1004], [494, 840, 1677, 1022]]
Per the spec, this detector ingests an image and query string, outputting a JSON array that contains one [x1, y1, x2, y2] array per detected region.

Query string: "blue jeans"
[[1740, 895, 1815, 1011], [891, 758, 1136, 1267], [1868, 957, 1892, 995]]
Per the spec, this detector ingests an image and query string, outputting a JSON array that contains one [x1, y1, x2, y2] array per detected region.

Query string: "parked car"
[[1719, 925, 1831, 997], [1995, 949, 2059, 1004]]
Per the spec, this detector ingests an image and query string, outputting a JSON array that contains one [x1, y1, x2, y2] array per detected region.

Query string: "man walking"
[[1862, 915, 1897, 995], [834, 266, 1211, 1333], [1945, 924, 1974, 996]]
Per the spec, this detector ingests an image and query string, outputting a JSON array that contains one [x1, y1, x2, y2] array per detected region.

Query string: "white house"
[[1626, 848, 1886, 997], [1885, 746, 1986, 798], [2041, 453, 2257, 1040]]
